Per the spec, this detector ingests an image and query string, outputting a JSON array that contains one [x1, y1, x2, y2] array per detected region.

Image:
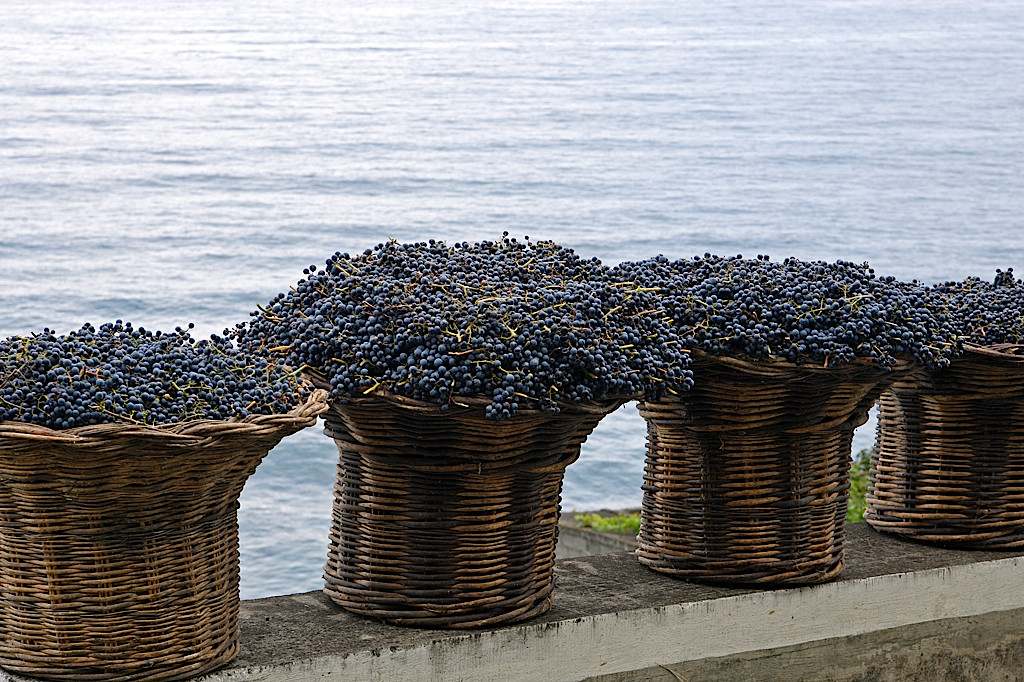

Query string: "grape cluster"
[[924, 268, 1024, 346], [231, 235, 693, 418], [0, 321, 308, 430], [611, 253, 960, 370], [7, 242, 1016, 430]]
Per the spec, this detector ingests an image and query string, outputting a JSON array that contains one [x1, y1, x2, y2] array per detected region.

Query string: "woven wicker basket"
[[867, 344, 1024, 548], [637, 352, 907, 585], [0, 390, 327, 681], [315, 383, 624, 629]]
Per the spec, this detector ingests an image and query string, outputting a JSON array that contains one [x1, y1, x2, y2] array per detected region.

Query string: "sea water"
[[1, 0, 1021, 598]]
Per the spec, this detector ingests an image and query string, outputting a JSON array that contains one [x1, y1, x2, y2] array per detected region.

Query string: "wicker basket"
[[867, 344, 1024, 548], [637, 352, 908, 585], [316, 385, 624, 629], [0, 391, 327, 681]]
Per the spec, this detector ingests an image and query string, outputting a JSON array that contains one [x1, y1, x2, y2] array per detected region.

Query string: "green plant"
[[846, 448, 873, 523], [574, 512, 642, 535]]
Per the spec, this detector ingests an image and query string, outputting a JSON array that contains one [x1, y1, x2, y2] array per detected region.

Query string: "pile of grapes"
[[0, 321, 307, 430], [4, 236, 1021, 429], [231, 235, 693, 419], [611, 253, 961, 370], [925, 268, 1024, 347]]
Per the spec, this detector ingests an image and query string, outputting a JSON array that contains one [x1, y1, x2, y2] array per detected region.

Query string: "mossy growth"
[[846, 448, 873, 523], [574, 511, 642, 536]]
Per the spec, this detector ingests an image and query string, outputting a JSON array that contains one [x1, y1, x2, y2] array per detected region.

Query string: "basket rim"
[[0, 388, 328, 446], [304, 369, 634, 416], [687, 349, 914, 374], [962, 342, 1024, 362]]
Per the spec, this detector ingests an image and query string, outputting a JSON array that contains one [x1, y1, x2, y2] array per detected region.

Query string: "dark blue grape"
[[229, 235, 693, 419], [610, 254, 971, 371], [0, 321, 308, 429]]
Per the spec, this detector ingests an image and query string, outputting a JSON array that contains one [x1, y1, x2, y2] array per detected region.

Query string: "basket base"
[[0, 642, 238, 682], [634, 354, 895, 586], [637, 502, 846, 586], [322, 441, 569, 629], [318, 395, 621, 629], [870, 359, 1024, 551], [865, 514, 1024, 550], [0, 510, 241, 681]]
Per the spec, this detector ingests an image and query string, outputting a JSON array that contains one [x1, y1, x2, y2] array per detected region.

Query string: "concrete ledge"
[[593, 608, 1024, 682], [2, 525, 1022, 682], [208, 524, 1023, 681]]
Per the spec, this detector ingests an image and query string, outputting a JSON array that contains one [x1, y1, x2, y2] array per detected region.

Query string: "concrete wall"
[[2, 524, 1022, 682], [592, 608, 1024, 682], [207, 525, 1024, 681]]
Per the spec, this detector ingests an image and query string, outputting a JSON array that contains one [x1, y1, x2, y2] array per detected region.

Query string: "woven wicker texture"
[[318, 389, 623, 628], [0, 391, 326, 681], [637, 352, 905, 585], [868, 344, 1024, 548]]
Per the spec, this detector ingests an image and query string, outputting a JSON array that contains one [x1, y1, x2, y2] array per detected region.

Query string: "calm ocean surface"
[[2, 0, 1022, 598]]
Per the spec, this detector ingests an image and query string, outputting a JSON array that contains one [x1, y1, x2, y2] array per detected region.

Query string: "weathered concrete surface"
[[1, 525, 1022, 682], [587, 608, 1024, 681], [202, 524, 1024, 681]]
